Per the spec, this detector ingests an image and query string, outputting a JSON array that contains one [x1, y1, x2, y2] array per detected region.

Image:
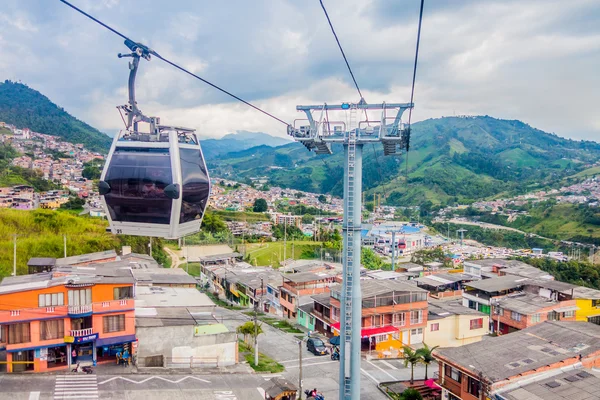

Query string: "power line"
[[58, 0, 290, 127], [319, 0, 364, 101]]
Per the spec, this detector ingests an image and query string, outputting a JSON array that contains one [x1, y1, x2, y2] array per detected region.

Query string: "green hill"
[[0, 81, 112, 153], [0, 209, 170, 278], [209, 116, 600, 206]]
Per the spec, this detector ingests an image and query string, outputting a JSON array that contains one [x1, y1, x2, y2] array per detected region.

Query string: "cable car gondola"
[[98, 40, 211, 239]]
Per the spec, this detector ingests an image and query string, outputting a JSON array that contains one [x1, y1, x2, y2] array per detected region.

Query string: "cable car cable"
[[405, 0, 425, 180], [319, 0, 363, 101], [58, 0, 291, 128]]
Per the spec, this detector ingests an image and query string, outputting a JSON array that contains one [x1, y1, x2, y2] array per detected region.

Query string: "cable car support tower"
[[288, 101, 412, 399]]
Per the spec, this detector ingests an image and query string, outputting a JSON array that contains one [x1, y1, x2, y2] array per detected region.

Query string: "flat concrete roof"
[[502, 369, 600, 400], [435, 321, 600, 383], [131, 268, 198, 285], [135, 286, 214, 308], [55, 250, 117, 266], [466, 275, 528, 293], [283, 271, 336, 284], [496, 293, 560, 315], [428, 299, 487, 318], [332, 279, 428, 298]]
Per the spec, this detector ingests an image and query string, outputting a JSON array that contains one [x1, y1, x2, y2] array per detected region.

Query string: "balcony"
[[92, 299, 134, 313], [68, 305, 92, 316], [70, 328, 93, 337]]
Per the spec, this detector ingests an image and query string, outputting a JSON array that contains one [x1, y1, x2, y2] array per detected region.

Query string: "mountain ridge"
[[0, 81, 112, 153]]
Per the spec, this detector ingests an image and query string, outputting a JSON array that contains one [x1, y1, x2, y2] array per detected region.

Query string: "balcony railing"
[[70, 328, 93, 337], [68, 305, 92, 315]]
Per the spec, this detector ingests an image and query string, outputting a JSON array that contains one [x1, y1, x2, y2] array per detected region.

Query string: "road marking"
[[286, 360, 337, 368], [361, 368, 380, 384], [97, 375, 210, 385], [54, 374, 98, 400], [280, 356, 325, 363], [367, 360, 397, 380], [28, 392, 40, 400], [262, 374, 282, 380], [380, 360, 398, 370], [214, 390, 238, 399]]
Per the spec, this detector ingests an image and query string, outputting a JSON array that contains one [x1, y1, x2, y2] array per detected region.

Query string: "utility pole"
[[184, 235, 188, 273], [391, 231, 396, 270], [254, 285, 260, 366], [283, 221, 287, 263], [13, 234, 17, 276], [456, 229, 467, 246], [298, 340, 303, 399], [148, 237, 153, 256], [288, 101, 412, 400]]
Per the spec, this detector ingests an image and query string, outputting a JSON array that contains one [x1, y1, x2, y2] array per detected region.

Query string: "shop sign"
[[74, 333, 98, 344], [34, 348, 48, 361], [132, 339, 138, 349], [64, 336, 75, 343]]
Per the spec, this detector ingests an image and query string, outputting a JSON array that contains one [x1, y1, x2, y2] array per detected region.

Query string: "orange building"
[[330, 280, 429, 351], [0, 264, 135, 372]]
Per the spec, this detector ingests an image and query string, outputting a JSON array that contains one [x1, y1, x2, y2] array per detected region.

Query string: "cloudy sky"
[[1, 0, 599, 141]]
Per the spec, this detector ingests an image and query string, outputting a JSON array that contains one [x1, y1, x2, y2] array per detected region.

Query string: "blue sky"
[[1, 0, 599, 141]]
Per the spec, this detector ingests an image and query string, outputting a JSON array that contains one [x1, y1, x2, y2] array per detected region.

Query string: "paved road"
[[3, 306, 433, 399]]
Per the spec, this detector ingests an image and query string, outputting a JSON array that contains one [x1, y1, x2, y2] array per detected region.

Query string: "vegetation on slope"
[[515, 257, 600, 289], [0, 81, 111, 152], [0, 209, 168, 277]]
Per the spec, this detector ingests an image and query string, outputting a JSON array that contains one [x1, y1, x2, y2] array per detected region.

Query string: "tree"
[[362, 247, 389, 270], [295, 192, 305, 199], [302, 214, 314, 224], [364, 201, 374, 212], [82, 161, 102, 180], [402, 346, 422, 384], [399, 388, 423, 400], [201, 212, 227, 234], [236, 321, 263, 347], [253, 198, 268, 212], [416, 343, 439, 380], [60, 196, 86, 210], [318, 194, 327, 204]]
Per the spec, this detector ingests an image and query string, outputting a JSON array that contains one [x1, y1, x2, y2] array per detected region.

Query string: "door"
[[410, 328, 423, 344]]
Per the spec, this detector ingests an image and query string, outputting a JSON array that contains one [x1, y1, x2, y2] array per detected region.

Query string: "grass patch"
[[186, 262, 202, 277], [244, 311, 305, 334], [213, 209, 270, 223], [244, 241, 323, 267], [239, 340, 285, 373]]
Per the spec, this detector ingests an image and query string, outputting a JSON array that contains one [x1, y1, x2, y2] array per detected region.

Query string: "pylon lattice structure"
[[288, 101, 413, 399]]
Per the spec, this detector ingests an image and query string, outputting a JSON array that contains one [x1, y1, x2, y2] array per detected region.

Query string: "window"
[[496, 307, 504, 316], [564, 310, 575, 318], [431, 323, 440, 332], [38, 293, 65, 307], [309, 316, 315, 325], [531, 313, 541, 323], [393, 313, 406, 327], [444, 365, 462, 383], [40, 320, 64, 340], [468, 300, 477, 310], [468, 376, 481, 397], [593, 299, 600, 308], [113, 286, 133, 300], [411, 328, 423, 335], [470, 318, 483, 330], [410, 310, 423, 324], [68, 289, 92, 306], [103, 314, 126, 333], [299, 310, 304, 318], [511, 311, 521, 322], [8, 323, 30, 344], [179, 148, 210, 223]]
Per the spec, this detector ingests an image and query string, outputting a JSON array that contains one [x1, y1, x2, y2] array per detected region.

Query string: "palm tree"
[[236, 321, 263, 347], [416, 343, 439, 380], [402, 346, 422, 385]]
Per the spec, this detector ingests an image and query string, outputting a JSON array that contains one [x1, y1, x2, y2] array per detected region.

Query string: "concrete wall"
[[136, 325, 237, 367]]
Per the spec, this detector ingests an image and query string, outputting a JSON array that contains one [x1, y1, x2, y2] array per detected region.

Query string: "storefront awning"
[[331, 322, 399, 338], [96, 334, 136, 347]]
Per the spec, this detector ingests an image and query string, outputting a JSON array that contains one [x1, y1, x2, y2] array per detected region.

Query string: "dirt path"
[[164, 247, 182, 268]]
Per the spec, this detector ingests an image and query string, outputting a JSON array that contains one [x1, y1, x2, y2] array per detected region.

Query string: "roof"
[[131, 267, 198, 286], [525, 279, 577, 293], [311, 292, 332, 307], [465, 259, 532, 269], [435, 321, 600, 383], [428, 299, 487, 318], [496, 292, 560, 315], [572, 286, 600, 300], [261, 377, 298, 398], [135, 286, 214, 308], [415, 273, 473, 287], [55, 250, 117, 266], [283, 271, 335, 284], [27, 257, 56, 267], [501, 369, 600, 400], [332, 279, 427, 298], [198, 252, 242, 262], [466, 275, 528, 293], [298, 303, 314, 314], [500, 264, 554, 280]]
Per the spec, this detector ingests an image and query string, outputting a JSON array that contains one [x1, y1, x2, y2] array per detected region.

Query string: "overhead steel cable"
[[405, 0, 425, 179], [59, 0, 291, 127], [319, 0, 364, 101]]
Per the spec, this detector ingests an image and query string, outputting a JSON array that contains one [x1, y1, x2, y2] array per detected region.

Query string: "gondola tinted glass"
[[104, 148, 173, 224], [179, 148, 210, 224]]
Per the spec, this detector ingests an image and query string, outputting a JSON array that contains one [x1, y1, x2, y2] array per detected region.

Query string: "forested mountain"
[[209, 116, 600, 206], [201, 131, 291, 160], [0, 81, 111, 152]]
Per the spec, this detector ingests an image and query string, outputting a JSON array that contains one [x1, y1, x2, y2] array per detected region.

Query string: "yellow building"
[[424, 299, 489, 348], [573, 286, 600, 325]]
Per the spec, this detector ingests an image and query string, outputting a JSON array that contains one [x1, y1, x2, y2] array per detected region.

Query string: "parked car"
[[307, 337, 328, 356]]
